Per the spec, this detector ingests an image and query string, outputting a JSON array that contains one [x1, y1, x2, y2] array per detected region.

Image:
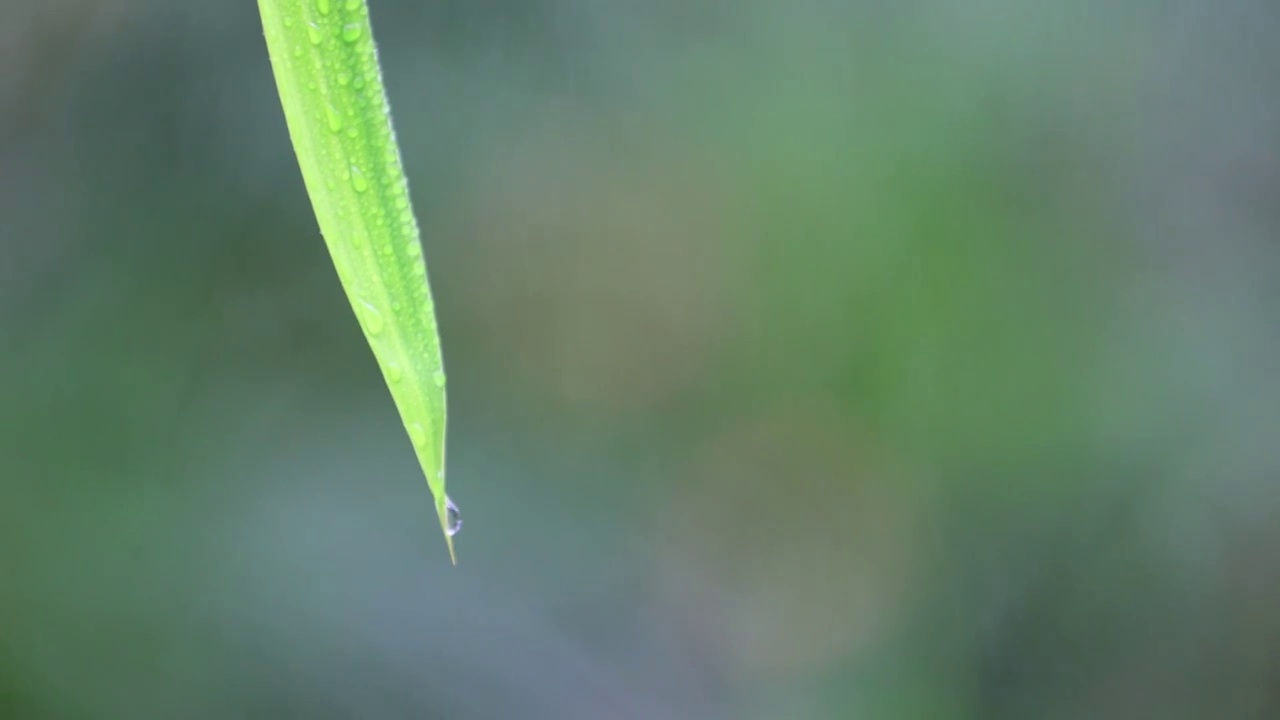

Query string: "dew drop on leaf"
[[349, 165, 369, 192], [407, 422, 428, 449], [359, 299, 384, 335], [444, 496, 462, 537], [325, 103, 343, 132], [342, 23, 363, 43]]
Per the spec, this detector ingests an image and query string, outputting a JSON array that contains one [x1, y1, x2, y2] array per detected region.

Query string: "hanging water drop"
[[307, 22, 323, 45], [444, 496, 462, 536], [342, 23, 363, 43], [316, 0, 331, 15], [432, 369, 446, 388]]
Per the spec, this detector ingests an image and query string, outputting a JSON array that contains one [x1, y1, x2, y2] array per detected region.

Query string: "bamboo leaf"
[[257, 0, 457, 563]]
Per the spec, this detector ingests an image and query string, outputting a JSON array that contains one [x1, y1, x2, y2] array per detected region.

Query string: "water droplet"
[[292, 46, 303, 58], [432, 369, 446, 388], [444, 496, 462, 536], [358, 299, 384, 335], [345, 0, 360, 10], [337, 72, 351, 86], [349, 165, 369, 192], [342, 23, 363, 42], [353, 76, 365, 90], [406, 240, 422, 257], [307, 22, 323, 45], [325, 104, 343, 132], [393, 195, 408, 210], [407, 422, 427, 449], [386, 362, 403, 383], [283, 17, 295, 28], [316, 0, 331, 15]]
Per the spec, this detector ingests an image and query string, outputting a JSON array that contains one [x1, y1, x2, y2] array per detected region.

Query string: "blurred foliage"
[[3, 1, 1279, 718]]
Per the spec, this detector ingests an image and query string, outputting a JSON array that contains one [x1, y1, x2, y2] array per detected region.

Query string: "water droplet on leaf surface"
[[349, 165, 369, 192], [445, 496, 462, 536], [358, 299, 384, 335], [407, 422, 427, 449], [316, 0, 331, 15], [342, 24, 362, 42]]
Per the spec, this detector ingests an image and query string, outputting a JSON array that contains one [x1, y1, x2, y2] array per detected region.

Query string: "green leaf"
[[257, 0, 456, 563]]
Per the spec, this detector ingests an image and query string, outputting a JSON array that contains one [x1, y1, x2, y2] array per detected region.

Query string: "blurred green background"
[[3, 1, 1279, 718]]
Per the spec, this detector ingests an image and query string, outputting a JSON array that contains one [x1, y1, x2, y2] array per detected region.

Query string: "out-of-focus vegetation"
[[3, 1, 1278, 718]]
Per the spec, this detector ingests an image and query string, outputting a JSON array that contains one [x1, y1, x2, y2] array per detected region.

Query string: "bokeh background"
[[4, 1, 1280, 718]]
